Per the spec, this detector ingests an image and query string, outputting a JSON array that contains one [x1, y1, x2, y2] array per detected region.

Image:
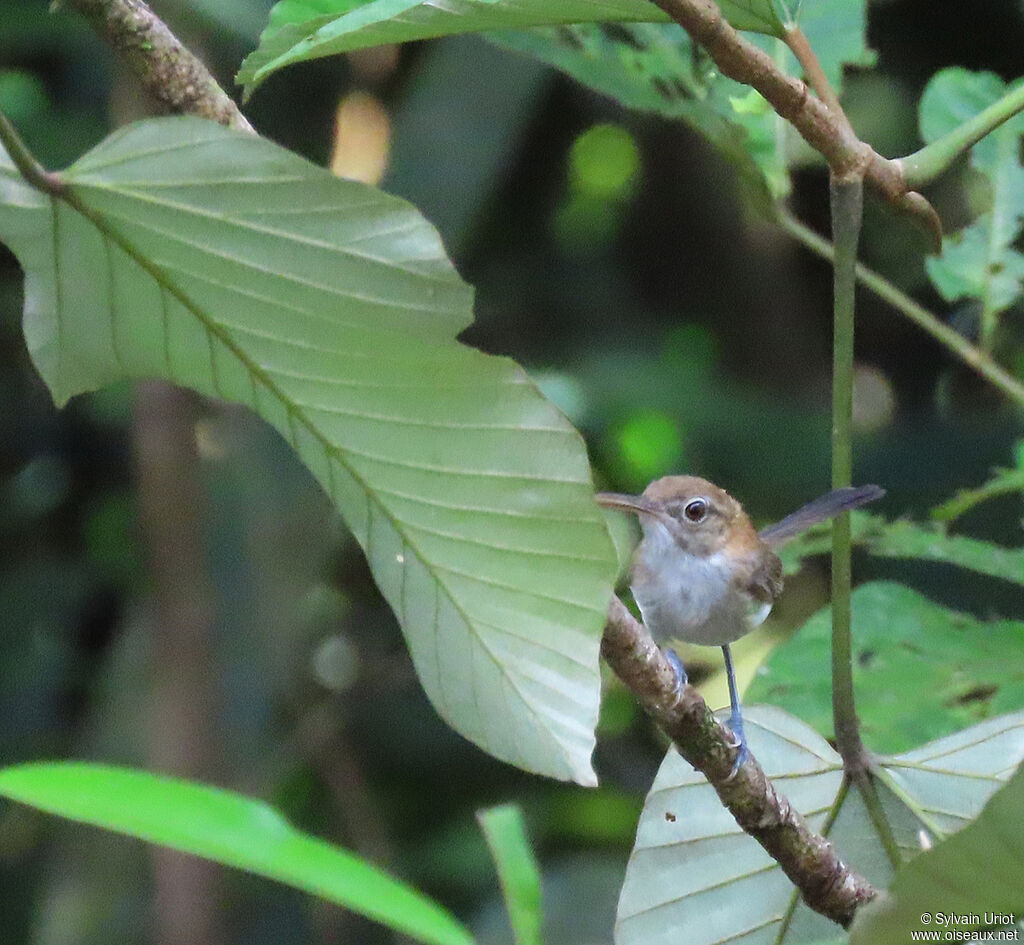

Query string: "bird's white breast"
[[630, 520, 771, 646]]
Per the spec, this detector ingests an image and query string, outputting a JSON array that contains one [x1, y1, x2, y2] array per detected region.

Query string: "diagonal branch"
[[602, 597, 878, 928], [64, 0, 253, 133], [777, 209, 1024, 407], [649, 0, 881, 181]]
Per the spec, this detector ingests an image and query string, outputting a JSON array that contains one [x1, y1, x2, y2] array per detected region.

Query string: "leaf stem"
[[777, 209, 1024, 408], [829, 173, 861, 773], [901, 80, 1024, 190], [855, 770, 903, 870], [977, 130, 1018, 354], [0, 107, 64, 195], [830, 173, 901, 864]]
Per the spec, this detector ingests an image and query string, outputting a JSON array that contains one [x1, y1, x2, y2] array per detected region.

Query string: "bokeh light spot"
[[568, 123, 640, 201], [615, 410, 684, 484]]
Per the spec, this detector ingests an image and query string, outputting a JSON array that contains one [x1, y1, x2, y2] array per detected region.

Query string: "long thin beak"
[[594, 492, 660, 517]]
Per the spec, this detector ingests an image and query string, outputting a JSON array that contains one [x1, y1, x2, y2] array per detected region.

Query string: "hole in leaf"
[[950, 684, 999, 706]]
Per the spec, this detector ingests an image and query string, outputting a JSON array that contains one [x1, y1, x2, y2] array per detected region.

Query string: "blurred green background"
[[2, 0, 1024, 942]]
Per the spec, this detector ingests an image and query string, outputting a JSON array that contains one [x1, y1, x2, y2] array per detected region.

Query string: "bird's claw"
[[723, 711, 749, 781], [664, 648, 688, 697], [665, 646, 750, 779]]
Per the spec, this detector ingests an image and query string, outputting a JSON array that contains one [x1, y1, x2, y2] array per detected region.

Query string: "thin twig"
[[649, 1, 943, 247], [783, 26, 849, 131], [931, 467, 1024, 524], [602, 598, 878, 929], [778, 209, 1024, 408]]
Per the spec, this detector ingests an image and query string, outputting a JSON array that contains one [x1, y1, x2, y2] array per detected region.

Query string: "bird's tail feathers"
[[758, 484, 885, 547]]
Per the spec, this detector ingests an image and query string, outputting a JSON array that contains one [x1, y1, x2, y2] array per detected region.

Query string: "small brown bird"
[[597, 476, 884, 771]]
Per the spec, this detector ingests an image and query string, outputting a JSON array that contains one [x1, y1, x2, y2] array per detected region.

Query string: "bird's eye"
[[683, 498, 708, 523]]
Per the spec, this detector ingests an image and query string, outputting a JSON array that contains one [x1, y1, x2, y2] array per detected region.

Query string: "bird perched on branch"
[[597, 476, 884, 774]]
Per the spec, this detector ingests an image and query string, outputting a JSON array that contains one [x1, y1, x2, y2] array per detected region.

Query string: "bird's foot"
[[664, 648, 688, 698], [723, 709, 749, 781]]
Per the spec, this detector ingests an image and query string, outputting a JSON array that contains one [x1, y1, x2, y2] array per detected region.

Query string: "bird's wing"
[[741, 548, 783, 604]]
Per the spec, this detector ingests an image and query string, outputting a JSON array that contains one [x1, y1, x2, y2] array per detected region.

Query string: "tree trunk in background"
[[133, 379, 226, 945]]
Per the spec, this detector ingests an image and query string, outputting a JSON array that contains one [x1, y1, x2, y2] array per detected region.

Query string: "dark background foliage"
[[1, 0, 1023, 942]]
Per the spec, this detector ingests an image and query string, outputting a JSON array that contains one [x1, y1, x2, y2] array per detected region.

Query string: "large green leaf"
[[749, 582, 1024, 753], [237, 0, 796, 97], [922, 69, 1024, 322], [0, 116, 618, 785], [615, 706, 1024, 945], [238, 0, 671, 96], [0, 762, 474, 945], [850, 761, 1024, 945]]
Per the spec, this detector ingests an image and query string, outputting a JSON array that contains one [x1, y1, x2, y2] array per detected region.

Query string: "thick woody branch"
[[602, 597, 878, 928], [64, 0, 253, 133]]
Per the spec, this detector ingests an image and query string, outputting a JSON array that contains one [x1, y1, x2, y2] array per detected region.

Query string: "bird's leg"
[[664, 648, 688, 698], [721, 644, 749, 778]]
